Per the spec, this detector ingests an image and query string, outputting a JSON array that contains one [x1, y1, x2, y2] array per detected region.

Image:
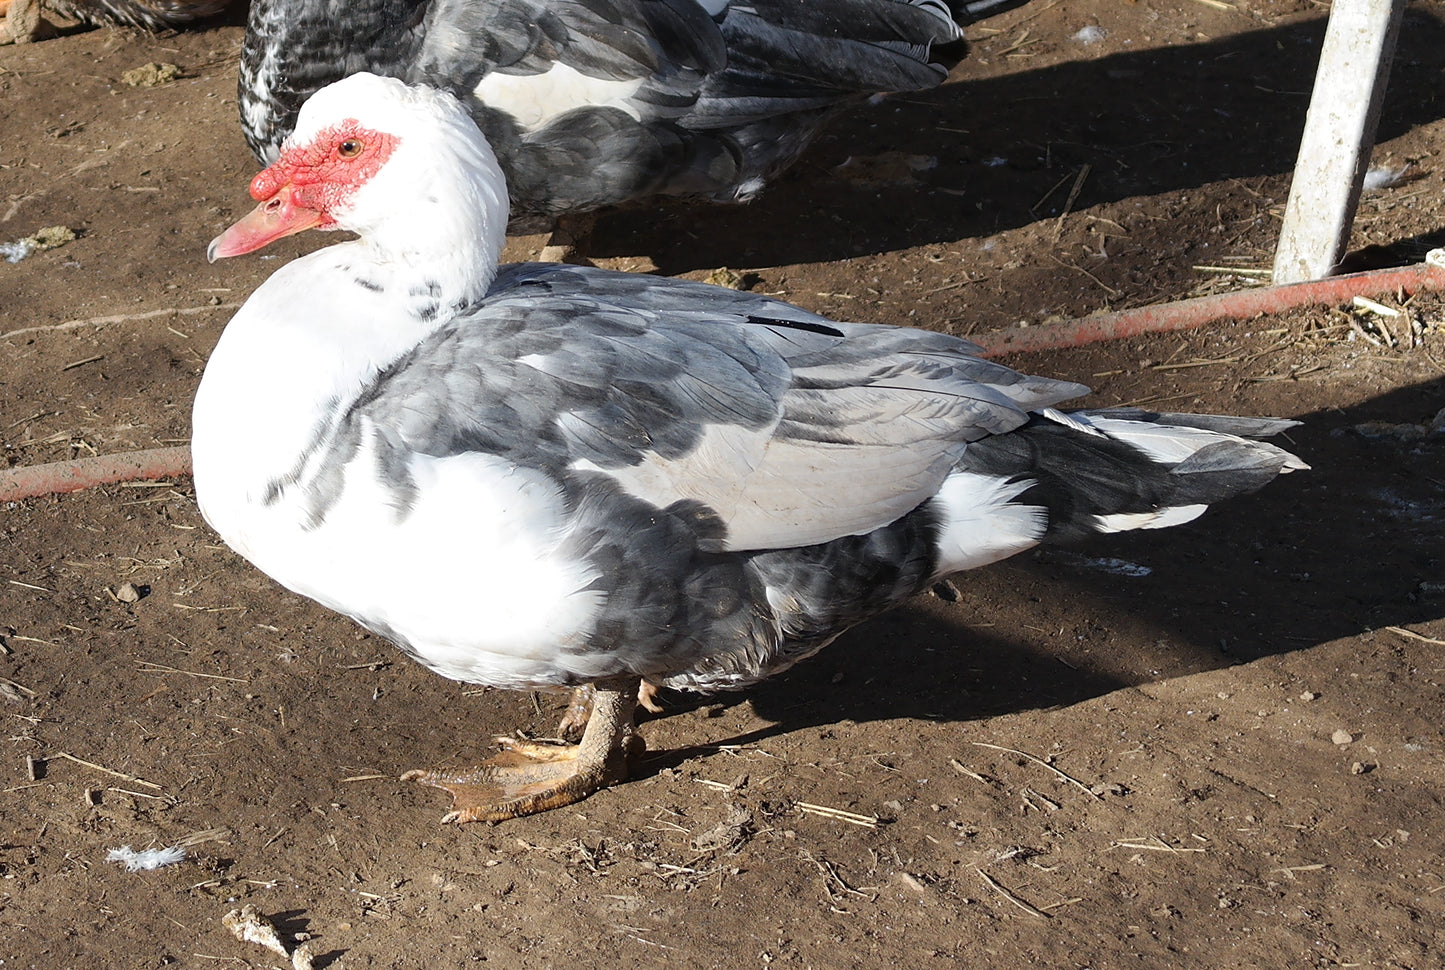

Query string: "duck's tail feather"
[[930, 408, 1306, 576]]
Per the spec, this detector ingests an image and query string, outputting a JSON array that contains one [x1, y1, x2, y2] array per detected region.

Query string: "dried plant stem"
[[971, 742, 1101, 800], [51, 751, 162, 790], [976, 868, 1051, 919], [1387, 626, 1445, 646], [795, 802, 879, 828], [0, 303, 240, 341]]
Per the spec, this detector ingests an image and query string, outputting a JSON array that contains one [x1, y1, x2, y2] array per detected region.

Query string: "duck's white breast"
[[211, 436, 608, 687]]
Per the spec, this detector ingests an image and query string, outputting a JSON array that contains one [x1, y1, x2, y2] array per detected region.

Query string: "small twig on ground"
[[976, 868, 1051, 918], [1040, 896, 1085, 912], [1047, 254, 1121, 296], [1347, 316, 1387, 347], [1, 676, 36, 696], [137, 660, 247, 683], [971, 742, 1102, 801], [1053, 163, 1091, 237], [0, 303, 240, 341], [1032, 169, 1077, 215], [795, 802, 879, 828], [1386, 626, 1445, 646], [1151, 356, 1241, 371], [1193, 265, 1272, 276], [1110, 836, 1207, 853], [802, 851, 875, 900], [948, 758, 994, 786], [51, 750, 163, 790]]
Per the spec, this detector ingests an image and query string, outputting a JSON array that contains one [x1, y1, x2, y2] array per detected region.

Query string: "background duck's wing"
[[413, 0, 725, 114], [241, 0, 723, 166], [412, 0, 735, 209], [242, 0, 962, 209], [690, 0, 961, 128], [366, 265, 1088, 553]]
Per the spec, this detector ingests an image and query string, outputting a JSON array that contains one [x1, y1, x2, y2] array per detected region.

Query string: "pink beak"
[[207, 183, 324, 262]]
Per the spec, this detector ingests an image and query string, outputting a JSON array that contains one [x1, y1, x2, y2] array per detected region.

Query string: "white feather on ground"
[[106, 844, 186, 871]]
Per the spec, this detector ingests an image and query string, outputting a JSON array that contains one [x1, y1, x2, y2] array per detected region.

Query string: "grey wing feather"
[[1087, 408, 1303, 439], [371, 264, 1087, 552], [414, 0, 723, 105], [689, 0, 959, 128]]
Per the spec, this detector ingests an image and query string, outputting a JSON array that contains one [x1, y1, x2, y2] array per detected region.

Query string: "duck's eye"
[[338, 139, 364, 158]]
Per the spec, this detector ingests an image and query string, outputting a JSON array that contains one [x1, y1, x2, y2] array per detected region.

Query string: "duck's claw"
[[558, 680, 664, 741], [556, 687, 595, 742], [405, 678, 643, 823], [402, 740, 636, 822]]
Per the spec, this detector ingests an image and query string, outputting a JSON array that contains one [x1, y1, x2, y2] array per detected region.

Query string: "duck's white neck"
[[193, 224, 501, 511], [343, 144, 510, 312], [194, 109, 513, 510]]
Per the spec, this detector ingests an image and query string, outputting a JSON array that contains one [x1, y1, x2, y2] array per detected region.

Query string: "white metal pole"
[[1272, 0, 1405, 284]]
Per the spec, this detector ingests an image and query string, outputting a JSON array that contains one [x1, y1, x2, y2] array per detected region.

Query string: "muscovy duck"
[[195, 73, 1306, 822], [237, 0, 993, 240]]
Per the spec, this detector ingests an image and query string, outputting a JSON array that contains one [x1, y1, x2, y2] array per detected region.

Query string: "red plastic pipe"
[[0, 446, 192, 503], [971, 261, 1444, 357]]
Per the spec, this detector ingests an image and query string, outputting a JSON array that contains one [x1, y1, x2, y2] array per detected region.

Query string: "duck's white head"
[[209, 73, 509, 291]]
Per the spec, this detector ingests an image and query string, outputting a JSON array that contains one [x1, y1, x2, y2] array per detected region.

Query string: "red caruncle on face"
[[251, 120, 401, 224]]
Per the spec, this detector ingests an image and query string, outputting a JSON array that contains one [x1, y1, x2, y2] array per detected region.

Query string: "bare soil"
[[3, 2, 1444, 968]]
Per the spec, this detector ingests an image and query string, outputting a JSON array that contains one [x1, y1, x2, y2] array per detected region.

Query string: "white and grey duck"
[[194, 73, 1306, 822]]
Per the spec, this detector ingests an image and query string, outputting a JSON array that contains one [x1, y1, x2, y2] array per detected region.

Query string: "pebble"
[[1331, 729, 1354, 745]]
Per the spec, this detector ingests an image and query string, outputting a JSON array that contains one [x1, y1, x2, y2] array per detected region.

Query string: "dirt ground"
[[3, 0, 1444, 967]]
